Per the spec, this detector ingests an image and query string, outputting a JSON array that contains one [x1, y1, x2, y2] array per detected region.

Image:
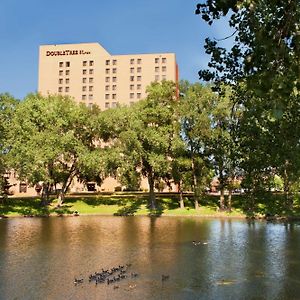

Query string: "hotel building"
[[5, 43, 179, 196], [38, 43, 179, 109]]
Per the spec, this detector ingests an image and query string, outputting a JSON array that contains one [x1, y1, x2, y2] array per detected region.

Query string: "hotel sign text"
[[46, 50, 91, 56]]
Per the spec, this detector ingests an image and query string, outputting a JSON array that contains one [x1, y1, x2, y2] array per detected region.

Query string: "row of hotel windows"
[[104, 102, 136, 109], [59, 61, 70, 67], [58, 87, 70, 92], [105, 57, 167, 65], [59, 70, 70, 76], [60, 61, 94, 67], [104, 93, 141, 100], [82, 94, 93, 100], [59, 58, 166, 68]]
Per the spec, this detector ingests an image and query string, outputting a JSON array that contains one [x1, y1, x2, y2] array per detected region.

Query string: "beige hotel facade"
[[7, 43, 179, 196], [38, 42, 179, 109]]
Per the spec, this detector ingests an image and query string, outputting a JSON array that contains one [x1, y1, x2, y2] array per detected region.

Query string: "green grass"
[[1, 192, 300, 219]]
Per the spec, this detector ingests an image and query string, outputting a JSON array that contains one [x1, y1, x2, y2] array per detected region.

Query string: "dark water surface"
[[1, 216, 300, 300]]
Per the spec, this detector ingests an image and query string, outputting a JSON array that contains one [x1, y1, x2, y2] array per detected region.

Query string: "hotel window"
[[162, 66, 166, 72], [155, 58, 159, 63], [105, 77, 110, 82], [83, 61, 87, 66], [105, 85, 110, 91], [130, 58, 134, 64], [137, 84, 141, 90], [66, 70, 70, 75], [59, 79, 63, 84], [112, 85, 117, 91], [66, 62, 70, 67], [59, 70, 63, 76], [82, 86, 87, 92], [112, 102, 117, 108], [89, 86, 93, 92], [137, 76, 141, 81], [59, 62, 63, 68], [89, 78, 93, 83], [130, 93, 134, 99], [105, 94, 109, 100], [105, 69, 110, 74], [89, 61, 94, 66], [65, 87, 69, 92], [89, 69, 94, 75], [130, 76, 134, 82], [162, 75, 166, 80], [112, 94, 116, 100], [155, 75, 159, 81], [130, 84, 134, 90], [137, 93, 141, 99], [137, 67, 142, 73], [106, 60, 110, 65], [105, 102, 110, 108], [65, 78, 69, 84], [83, 78, 87, 83], [130, 67, 134, 73], [88, 103, 93, 108], [58, 87, 62, 92], [137, 58, 142, 64], [162, 57, 167, 63], [155, 67, 159, 72], [89, 94, 93, 100], [112, 77, 117, 82], [112, 68, 117, 74], [112, 60, 117, 65], [82, 95, 86, 100], [83, 69, 87, 75]]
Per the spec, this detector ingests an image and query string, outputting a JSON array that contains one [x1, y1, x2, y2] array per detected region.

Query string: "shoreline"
[[1, 212, 299, 222]]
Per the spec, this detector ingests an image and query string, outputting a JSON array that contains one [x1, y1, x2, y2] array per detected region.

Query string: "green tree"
[[0, 93, 18, 199], [196, 0, 300, 211], [8, 94, 103, 205], [116, 81, 179, 210], [180, 83, 215, 209]]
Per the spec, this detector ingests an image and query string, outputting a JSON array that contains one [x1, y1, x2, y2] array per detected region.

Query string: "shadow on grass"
[[0, 197, 54, 217]]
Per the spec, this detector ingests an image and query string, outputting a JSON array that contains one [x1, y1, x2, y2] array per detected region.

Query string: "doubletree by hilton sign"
[[46, 50, 91, 56]]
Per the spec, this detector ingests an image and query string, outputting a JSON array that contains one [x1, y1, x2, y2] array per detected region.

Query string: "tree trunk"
[[228, 189, 232, 212], [148, 171, 156, 210], [57, 191, 65, 207], [219, 188, 225, 211], [283, 165, 293, 210], [219, 171, 226, 211], [41, 182, 50, 206], [191, 156, 200, 210], [178, 181, 184, 209]]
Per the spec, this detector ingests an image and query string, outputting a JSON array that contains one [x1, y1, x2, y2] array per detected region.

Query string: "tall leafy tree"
[[116, 81, 179, 209], [196, 0, 300, 210], [8, 94, 103, 205], [0, 93, 18, 199], [180, 83, 215, 209]]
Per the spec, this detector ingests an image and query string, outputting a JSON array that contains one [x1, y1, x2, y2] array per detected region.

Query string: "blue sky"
[[0, 0, 231, 99]]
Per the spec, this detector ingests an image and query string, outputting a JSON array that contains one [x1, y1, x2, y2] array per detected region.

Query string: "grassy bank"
[[1, 192, 300, 219]]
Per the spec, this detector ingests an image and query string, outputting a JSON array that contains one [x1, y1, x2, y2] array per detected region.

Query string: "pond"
[[0, 216, 300, 299]]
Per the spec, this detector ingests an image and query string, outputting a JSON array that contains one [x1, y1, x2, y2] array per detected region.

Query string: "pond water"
[[0, 216, 300, 300]]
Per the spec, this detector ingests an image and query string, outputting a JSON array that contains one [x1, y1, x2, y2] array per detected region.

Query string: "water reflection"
[[1, 217, 300, 299]]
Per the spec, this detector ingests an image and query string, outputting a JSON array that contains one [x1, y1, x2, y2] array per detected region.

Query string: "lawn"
[[1, 192, 300, 219]]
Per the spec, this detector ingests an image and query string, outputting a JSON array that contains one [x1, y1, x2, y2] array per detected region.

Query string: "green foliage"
[[197, 0, 300, 210], [0, 93, 18, 197], [110, 81, 179, 208], [8, 94, 104, 202]]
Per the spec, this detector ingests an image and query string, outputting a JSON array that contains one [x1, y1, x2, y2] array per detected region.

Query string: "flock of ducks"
[[74, 240, 207, 289], [74, 264, 133, 287], [74, 263, 170, 289]]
